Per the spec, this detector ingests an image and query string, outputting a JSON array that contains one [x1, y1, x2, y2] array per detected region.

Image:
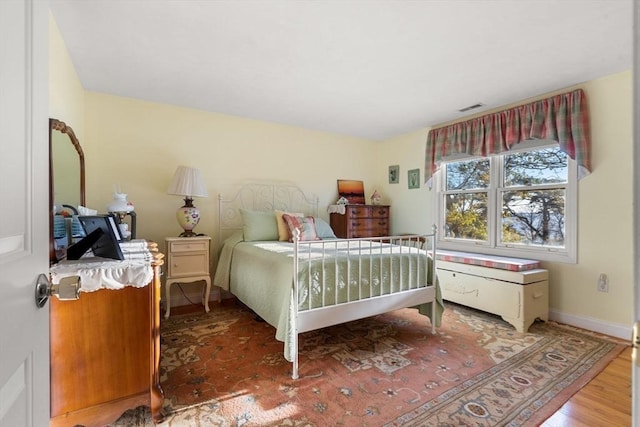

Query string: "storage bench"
[[436, 250, 548, 332]]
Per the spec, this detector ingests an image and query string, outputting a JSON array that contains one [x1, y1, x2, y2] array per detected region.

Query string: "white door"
[[0, 0, 50, 426]]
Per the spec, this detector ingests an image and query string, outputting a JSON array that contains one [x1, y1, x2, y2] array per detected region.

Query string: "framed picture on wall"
[[337, 179, 366, 204], [389, 165, 399, 184], [408, 169, 420, 189]]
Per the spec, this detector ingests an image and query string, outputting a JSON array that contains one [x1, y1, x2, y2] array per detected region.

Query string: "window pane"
[[504, 147, 567, 187], [445, 158, 490, 190], [445, 192, 488, 241], [501, 189, 565, 246]]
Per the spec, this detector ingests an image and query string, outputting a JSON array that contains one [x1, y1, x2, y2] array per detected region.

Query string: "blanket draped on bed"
[[214, 232, 444, 362]]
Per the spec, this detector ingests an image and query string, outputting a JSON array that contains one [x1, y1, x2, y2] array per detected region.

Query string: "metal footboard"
[[290, 226, 437, 379]]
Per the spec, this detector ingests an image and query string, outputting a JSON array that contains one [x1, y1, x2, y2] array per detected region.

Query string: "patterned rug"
[[111, 301, 627, 426]]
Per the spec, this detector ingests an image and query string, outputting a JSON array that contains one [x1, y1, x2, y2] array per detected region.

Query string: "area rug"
[[111, 302, 627, 426]]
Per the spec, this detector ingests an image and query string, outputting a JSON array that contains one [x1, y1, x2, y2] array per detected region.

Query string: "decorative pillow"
[[275, 210, 303, 241], [282, 214, 319, 242], [314, 217, 337, 239], [240, 209, 278, 241]]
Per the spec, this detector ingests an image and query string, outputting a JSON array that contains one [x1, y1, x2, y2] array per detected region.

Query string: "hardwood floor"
[[542, 346, 632, 427]]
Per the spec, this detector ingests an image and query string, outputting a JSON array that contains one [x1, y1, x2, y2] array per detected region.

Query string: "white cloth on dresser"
[[50, 239, 153, 292], [327, 204, 346, 215]]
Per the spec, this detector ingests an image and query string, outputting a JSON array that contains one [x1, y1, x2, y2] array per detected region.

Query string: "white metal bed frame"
[[218, 182, 438, 379], [217, 181, 319, 245]]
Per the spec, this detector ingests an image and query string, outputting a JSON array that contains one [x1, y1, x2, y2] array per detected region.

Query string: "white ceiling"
[[50, 0, 632, 141]]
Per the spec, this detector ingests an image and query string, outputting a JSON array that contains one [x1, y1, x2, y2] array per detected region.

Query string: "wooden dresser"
[[49, 247, 165, 426], [330, 205, 390, 238]]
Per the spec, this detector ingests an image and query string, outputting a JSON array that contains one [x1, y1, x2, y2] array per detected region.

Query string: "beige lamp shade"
[[168, 166, 208, 237], [167, 166, 208, 198]]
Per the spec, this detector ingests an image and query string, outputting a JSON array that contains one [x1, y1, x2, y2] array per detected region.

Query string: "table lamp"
[[106, 191, 136, 239], [167, 166, 208, 237]]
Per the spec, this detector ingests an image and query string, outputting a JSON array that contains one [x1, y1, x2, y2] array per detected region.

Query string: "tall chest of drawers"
[[330, 205, 390, 238]]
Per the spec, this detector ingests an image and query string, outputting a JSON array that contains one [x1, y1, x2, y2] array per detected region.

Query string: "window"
[[436, 142, 577, 262]]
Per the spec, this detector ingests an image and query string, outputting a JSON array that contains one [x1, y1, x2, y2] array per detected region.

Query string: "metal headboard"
[[217, 181, 319, 244]]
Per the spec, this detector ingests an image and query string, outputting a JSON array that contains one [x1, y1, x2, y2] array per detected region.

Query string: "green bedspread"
[[214, 232, 443, 362]]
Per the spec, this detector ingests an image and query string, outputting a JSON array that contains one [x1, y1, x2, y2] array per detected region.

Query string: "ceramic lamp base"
[[176, 199, 201, 237]]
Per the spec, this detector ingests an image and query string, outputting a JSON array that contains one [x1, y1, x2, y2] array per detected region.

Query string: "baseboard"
[[549, 308, 632, 341]]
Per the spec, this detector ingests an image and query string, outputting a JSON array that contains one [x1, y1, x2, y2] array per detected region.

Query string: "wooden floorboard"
[[541, 346, 632, 427]]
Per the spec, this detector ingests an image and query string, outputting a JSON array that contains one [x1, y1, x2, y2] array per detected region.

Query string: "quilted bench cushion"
[[435, 250, 541, 272]]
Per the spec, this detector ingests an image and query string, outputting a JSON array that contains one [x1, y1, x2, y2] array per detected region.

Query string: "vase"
[[107, 193, 134, 213]]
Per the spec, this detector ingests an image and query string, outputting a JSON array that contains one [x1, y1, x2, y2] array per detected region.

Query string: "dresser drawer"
[[169, 239, 209, 253], [168, 252, 209, 277], [370, 222, 389, 236], [349, 218, 388, 231], [370, 207, 389, 218], [349, 220, 389, 238], [346, 206, 372, 218]]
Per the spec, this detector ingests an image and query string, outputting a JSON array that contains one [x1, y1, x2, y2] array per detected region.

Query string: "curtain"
[[424, 89, 591, 182]]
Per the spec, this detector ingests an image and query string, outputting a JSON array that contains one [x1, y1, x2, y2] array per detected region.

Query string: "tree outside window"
[[438, 144, 575, 261]]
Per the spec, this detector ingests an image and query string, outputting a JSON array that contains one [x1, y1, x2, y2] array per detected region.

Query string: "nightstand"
[[164, 236, 211, 319]]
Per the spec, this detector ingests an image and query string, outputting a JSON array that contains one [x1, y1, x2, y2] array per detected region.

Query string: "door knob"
[[35, 274, 81, 308]]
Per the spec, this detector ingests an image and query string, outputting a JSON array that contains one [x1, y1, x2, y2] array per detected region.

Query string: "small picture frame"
[[408, 169, 420, 189], [389, 165, 399, 184]]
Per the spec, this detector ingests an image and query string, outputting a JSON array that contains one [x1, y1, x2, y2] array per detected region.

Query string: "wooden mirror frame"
[[49, 118, 86, 263]]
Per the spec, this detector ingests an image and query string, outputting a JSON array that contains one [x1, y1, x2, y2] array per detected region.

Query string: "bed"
[[213, 182, 442, 379]]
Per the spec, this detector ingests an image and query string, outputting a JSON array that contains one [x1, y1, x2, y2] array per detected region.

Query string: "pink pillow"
[[275, 210, 303, 241], [282, 214, 319, 242]]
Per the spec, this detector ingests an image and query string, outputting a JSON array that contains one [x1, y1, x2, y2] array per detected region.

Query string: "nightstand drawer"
[[169, 240, 209, 253], [168, 252, 209, 277]]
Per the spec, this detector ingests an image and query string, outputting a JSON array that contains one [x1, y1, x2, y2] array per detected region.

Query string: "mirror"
[[49, 119, 85, 263]]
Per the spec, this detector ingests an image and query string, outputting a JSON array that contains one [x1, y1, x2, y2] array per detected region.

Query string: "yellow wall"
[[550, 72, 633, 328], [49, 12, 84, 138], [378, 71, 634, 332], [83, 93, 379, 254], [376, 129, 435, 235]]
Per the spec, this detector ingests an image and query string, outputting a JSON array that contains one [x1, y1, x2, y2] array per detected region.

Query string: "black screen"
[[75, 215, 124, 260]]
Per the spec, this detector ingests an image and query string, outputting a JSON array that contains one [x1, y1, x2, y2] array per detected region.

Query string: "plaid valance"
[[424, 89, 591, 182]]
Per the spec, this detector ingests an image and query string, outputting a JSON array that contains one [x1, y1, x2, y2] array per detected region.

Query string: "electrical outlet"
[[597, 273, 609, 292]]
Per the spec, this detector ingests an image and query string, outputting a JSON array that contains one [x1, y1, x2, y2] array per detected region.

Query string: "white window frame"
[[434, 141, 577, 263]]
